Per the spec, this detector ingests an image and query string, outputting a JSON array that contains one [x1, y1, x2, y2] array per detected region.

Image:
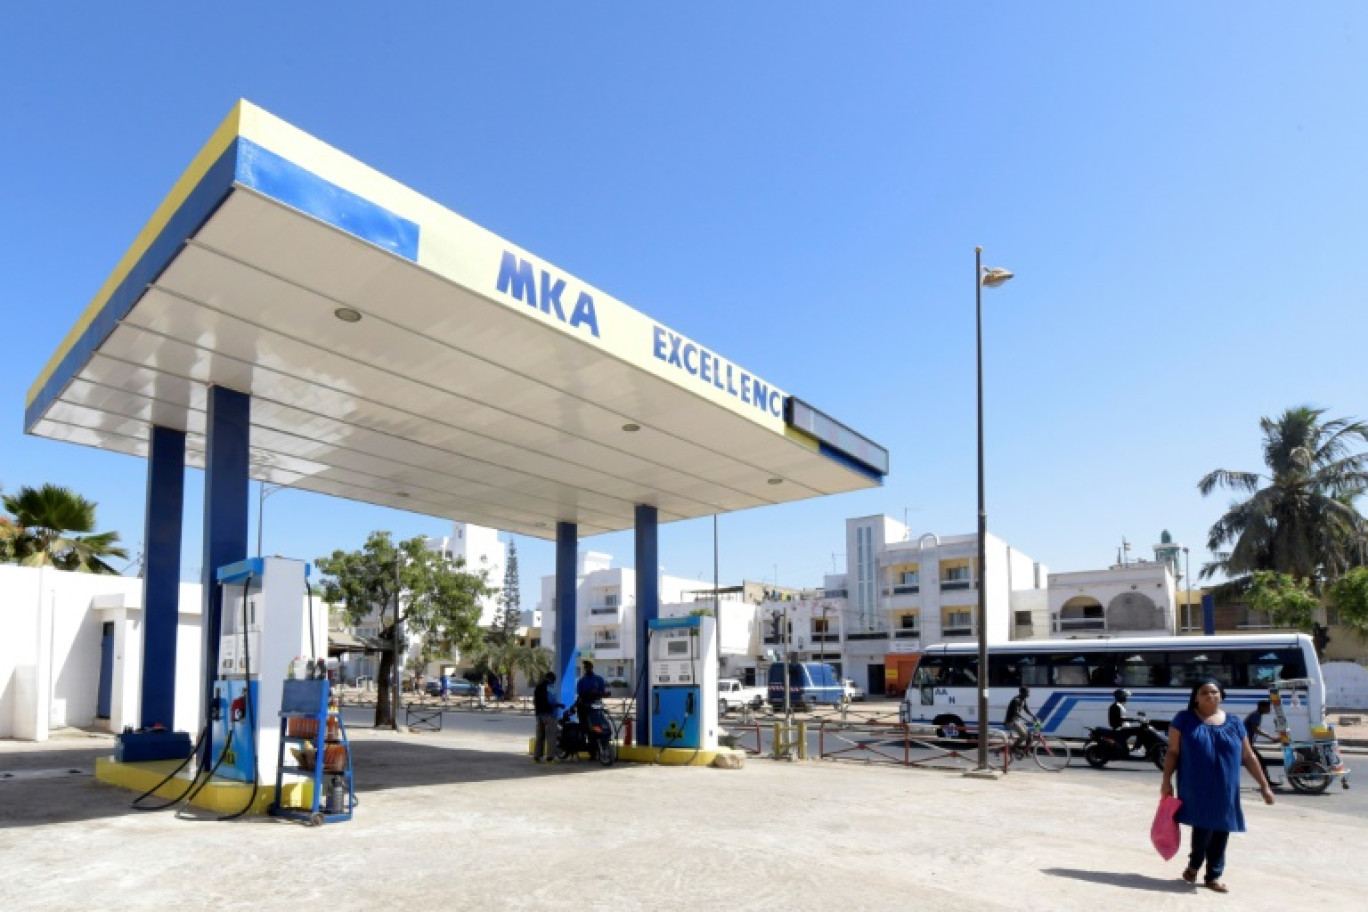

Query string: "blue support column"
[[634, 505, 659, 746], [200, 386, 251, 729], [139, 426, 186, 729], [555, 522, 578, 710], [1201, 593, 1216, 636]]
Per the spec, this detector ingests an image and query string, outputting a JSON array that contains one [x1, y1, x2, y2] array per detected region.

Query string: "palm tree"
[[1198, 406, 1368, 591], [1, 484, 128, 574]]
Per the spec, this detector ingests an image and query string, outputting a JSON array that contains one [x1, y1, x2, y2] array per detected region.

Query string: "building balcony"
[[893, 629, 920, 639], [883, 584, 920, 596], [810, 632, 840, 644], [588, 604, 621, 616], [1052, 617, 1106, 634], [846, 631, 890, 641], [942, 625, 975, 638], [939, 580, 975, 591]]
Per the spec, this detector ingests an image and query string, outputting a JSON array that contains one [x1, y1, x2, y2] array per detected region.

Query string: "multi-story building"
[[807, 515, 1047, 695], [537, 551, 701, 687]]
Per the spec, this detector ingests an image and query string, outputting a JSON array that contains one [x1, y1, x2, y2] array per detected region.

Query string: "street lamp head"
[[980, 266, 1014, 288]]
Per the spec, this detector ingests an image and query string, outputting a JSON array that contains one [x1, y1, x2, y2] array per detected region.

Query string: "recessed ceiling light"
[[767, 477, 783, 485], [535, 522, 548, 528], [621, 422, 641, 432], [334, 307, 362, 323]]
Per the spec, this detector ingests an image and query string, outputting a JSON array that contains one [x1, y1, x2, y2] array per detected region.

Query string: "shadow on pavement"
[[1042, 868, 1193, 893], [0, 736, 610, 831]]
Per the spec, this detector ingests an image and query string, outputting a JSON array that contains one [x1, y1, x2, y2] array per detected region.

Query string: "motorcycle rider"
[[575, 659, 608, 733], [1108, 688, 1143, 753], [1004, 686, 1038, 753]]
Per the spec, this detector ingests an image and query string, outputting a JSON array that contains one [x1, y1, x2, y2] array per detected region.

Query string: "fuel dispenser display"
[[211, 557, 322, 786], [647, 616, 718, 751]]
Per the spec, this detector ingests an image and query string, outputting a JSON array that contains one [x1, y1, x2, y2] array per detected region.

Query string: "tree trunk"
[[374, 649, 395, 727]]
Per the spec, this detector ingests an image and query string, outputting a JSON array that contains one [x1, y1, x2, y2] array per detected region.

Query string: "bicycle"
[[1010, 721, 1071, 771]]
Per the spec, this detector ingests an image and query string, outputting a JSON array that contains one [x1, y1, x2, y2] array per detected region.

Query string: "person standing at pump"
[[532, 671, 562, 763], [1161, 679, 1275, 894]]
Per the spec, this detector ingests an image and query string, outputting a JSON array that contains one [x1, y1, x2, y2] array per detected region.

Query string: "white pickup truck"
[[717, 679, 767, 714]]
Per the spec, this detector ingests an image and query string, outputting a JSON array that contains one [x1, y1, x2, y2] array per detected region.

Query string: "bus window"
[[1170, 651, 1234, 688], [1051, 654, 1090, 687], [943, 656, 978, 686], [989, 654, 1040, 686], [988, 655, 1019, 686], [913, 655, 945, 688], [1021, 660, 1049, 688], [1118, 652, 1169, 687], [1087, 654, 1120, 686], [1238, 649, 1308, 687]]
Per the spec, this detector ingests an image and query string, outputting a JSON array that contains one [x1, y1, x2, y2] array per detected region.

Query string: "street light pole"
[[974, 246, 1013, 773], [256, 482, 287, 558], [1183, 546, 1192, 632]]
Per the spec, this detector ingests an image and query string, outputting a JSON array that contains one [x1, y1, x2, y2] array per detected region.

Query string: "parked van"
[[767, 662, 844, 710]]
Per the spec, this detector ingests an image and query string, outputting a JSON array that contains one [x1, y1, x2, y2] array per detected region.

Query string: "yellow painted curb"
[[95, 756, 312, 815]]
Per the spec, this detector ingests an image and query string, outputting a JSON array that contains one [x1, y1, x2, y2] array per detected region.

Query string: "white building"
[[0, 564, 327, 741], [1047, 535, 1179, 637], [537, 551, 702, 687], [426, 522, 506, 626], [791, 516, 1047, 696]]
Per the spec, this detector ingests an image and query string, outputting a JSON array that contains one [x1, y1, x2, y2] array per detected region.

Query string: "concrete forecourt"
[[2, 716, 1364, 911]]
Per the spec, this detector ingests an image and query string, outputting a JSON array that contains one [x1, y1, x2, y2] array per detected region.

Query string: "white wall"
[[1, 564, 324, 741], [1323, 661, 1368, 710]]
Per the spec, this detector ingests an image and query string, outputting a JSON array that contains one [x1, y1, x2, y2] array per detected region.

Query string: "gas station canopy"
[[25, 101, 886, 539]]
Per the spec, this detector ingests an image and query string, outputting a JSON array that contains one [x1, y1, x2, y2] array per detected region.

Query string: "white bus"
[[898, 634, 1324, 741]]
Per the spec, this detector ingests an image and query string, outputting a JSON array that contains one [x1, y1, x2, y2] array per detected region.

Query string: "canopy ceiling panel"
[[25, 101, 887, 540]]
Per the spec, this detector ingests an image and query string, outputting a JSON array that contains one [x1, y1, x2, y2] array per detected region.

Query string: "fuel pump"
[[211, 557, 320, 785], [647, 616, 718, 751]]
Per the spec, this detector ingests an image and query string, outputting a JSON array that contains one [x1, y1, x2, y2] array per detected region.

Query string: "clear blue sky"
[[3, 4, 1366, 601]]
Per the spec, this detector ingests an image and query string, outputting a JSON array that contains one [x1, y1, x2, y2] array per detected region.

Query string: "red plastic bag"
[[1150, 796, 1183, 860]]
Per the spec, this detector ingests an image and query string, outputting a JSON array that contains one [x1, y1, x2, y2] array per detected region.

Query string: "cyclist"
[[1004, 686, 1038, 753]]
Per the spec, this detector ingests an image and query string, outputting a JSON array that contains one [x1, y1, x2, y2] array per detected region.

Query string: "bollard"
[[623, 716, 634, 748], [797, 721, 808, 760], [772, 722, 785, 760]]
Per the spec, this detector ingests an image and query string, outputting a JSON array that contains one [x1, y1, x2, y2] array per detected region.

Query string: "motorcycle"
[[1083, 714, 1168, 769], [556, 699, 618, 767]]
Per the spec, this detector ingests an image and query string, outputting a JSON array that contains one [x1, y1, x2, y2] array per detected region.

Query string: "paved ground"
[[2, 716, 1365, 911]]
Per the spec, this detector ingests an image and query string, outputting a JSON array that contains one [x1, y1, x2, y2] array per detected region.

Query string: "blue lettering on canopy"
[[496, 252, 600, 338], [650, 324, 783, 419]]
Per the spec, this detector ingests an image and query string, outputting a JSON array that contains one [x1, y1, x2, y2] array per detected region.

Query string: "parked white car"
[[842, 679, 865, 702]]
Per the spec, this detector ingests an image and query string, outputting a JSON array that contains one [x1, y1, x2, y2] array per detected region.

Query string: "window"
[[945, 610, 972, 634], [944, 566, 970, 581], [1235, 648, 1307, 687], [901, 571, 919, 585], [1118, 652, 1170, 687], [1169, 651, 1234, 687], [1014, 610, 1032, 627], [900, 614, 920, 630]]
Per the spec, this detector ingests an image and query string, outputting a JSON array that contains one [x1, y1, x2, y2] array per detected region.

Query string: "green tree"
[[1246, 571, 1320, 630], [317, 532, 490, 727], [1329, 566, 1368, 643], [1, 483, 128, 573], [496, 540, 521, 644], [1198, 406, 1368, 592]]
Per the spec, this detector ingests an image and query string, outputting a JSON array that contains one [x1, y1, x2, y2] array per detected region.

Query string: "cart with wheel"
[[1269, 678, 1350, 794]]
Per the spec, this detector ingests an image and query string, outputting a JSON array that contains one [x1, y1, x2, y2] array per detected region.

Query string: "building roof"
[[25, 101, 885, 540]]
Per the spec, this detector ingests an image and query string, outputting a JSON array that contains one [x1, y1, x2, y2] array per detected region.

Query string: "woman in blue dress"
[[1160, 678, 1275, 893]]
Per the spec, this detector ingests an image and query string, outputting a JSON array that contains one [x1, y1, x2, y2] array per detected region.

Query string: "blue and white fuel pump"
[[211, 557, 322, 785], [647, 616, 718, 751]]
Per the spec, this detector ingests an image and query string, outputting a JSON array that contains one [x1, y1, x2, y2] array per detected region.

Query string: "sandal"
[[1204, 880, 1229, 893], [1181, 868, 1198, 884]]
